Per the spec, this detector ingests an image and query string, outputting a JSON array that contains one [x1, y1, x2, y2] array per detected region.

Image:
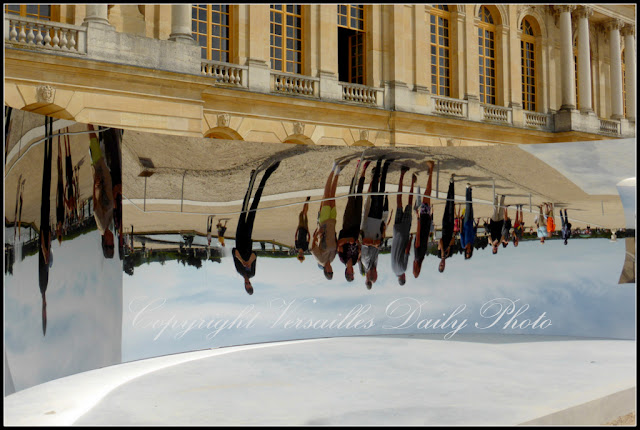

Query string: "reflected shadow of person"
[[233, 161, 281, 294], [39, 116, 54, 335]]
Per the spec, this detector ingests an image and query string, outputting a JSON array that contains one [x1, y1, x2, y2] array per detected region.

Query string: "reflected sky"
[[122, 238, 634, 363], [4, 229, 123, 392]]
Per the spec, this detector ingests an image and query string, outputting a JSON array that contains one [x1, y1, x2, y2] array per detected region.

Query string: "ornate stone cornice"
[[621, 25, 635, 38], [573, 6, 593, 20], [554, 5, 576, 14], [552, 5, 576, 28], [605, 18, 624, 32]]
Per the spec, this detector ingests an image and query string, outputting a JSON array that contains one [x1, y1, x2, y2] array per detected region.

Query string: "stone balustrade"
[[4, 14, 631, 139], [5, 15, 87, 54], [271, 72, 319, 97], [524, 111, 551, 129], [432, 95, 468, 118], [599, 118, 621, 135], [340, 82, 383, 107], [201, 60, 247, 87], [482, 104, 512, 124]]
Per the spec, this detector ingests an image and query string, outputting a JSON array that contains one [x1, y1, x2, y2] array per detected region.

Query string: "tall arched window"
[[337, 5, 365, 84], [520, 18, 536, 111], [270, 5, 302, 74], [192, 5, 230, 62], [4, 4, 51, 20], [478, 6, 496, 105], [429, 6, 451, 97]]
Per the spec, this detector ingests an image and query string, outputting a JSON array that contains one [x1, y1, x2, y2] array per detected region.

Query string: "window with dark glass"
[[520, 18, 536, 111], [430, 6, 451, 97], [4, 4, 51, 20], [478, 6, 496, 105], [337, 5, 365, 84], [192, 5, 230, 62], [270, 5, 302, 74]]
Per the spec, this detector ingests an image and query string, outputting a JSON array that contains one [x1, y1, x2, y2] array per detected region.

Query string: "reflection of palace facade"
[[4, 4, 635, 147]]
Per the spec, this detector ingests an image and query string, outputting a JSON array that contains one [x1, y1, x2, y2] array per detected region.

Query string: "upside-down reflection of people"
[[56, 133, 65, 244], [39, 116, 54, 336], [206, 215, 215, 247], [536, 204, 548, 244], [489, 195, 506, 254], [413, 160, 434, 278], [545, 202, 556, 236], [438, 174, 456, 272], [295, 197, 311, 262], [360, 158, 392, 289], [87, 124, 115, 259], [311, 160, 346, 280], [560, 209, 572, 245], [233, 161, 280, 295], [391, 166, 415, 285], [337, 160, 369, 281], [501, 203, 512, 248], [217, 219, 228, 247], [13, 174, 25, 242], [512, 204, 524, 246], [103, 128, 124, 259], [460, 183, 478, 260], [62, 128, 77, 224]]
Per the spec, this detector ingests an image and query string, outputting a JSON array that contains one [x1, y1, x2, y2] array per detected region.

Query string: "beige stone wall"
[[4, 4, 635, 144], [53, 5, 633, 118]]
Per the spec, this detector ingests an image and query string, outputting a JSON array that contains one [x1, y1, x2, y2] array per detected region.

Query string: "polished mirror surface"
[[4, 110, 635, 397], [120, 132, 635, 361], [4, 110, 124, 393]]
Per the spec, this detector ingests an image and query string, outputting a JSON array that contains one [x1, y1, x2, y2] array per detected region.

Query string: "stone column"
[[536, 35, 549, 113], [496, 24, 509, 107], [318, 4, 341, 100], [246, 5, 271, 93], [575, 7, 593, 112], [414, 5, 429, 93], [388, 5, 410, 110], [465, 5, 481, 121], [449, 8, 465, 100], [556, 5, 576, 111], [509, 23, 522, 109], [607, 19, 624, 119], [621, 25, 635, 120], [169, 4, 194, 42], [83, 4, 110, 27]]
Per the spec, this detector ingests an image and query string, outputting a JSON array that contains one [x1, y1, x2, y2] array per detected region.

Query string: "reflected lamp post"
[[138, 157, 155, 212]]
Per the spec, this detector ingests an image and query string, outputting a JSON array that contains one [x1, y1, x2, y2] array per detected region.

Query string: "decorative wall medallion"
[[217, 113, 230, 128], [360, 129, 369, 142], [36, 85, 55, 104]]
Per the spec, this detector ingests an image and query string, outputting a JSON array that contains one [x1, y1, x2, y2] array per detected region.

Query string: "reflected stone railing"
[[271, 72, 319, 97], [599, 118, 620, 135], [200, 60, 247, 87], [432, 95, 468, 118], [481, 104, 511, 124], [5, 15, 87, 54], [340, 82, 383, 106], [524, 111, 551, 129]]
